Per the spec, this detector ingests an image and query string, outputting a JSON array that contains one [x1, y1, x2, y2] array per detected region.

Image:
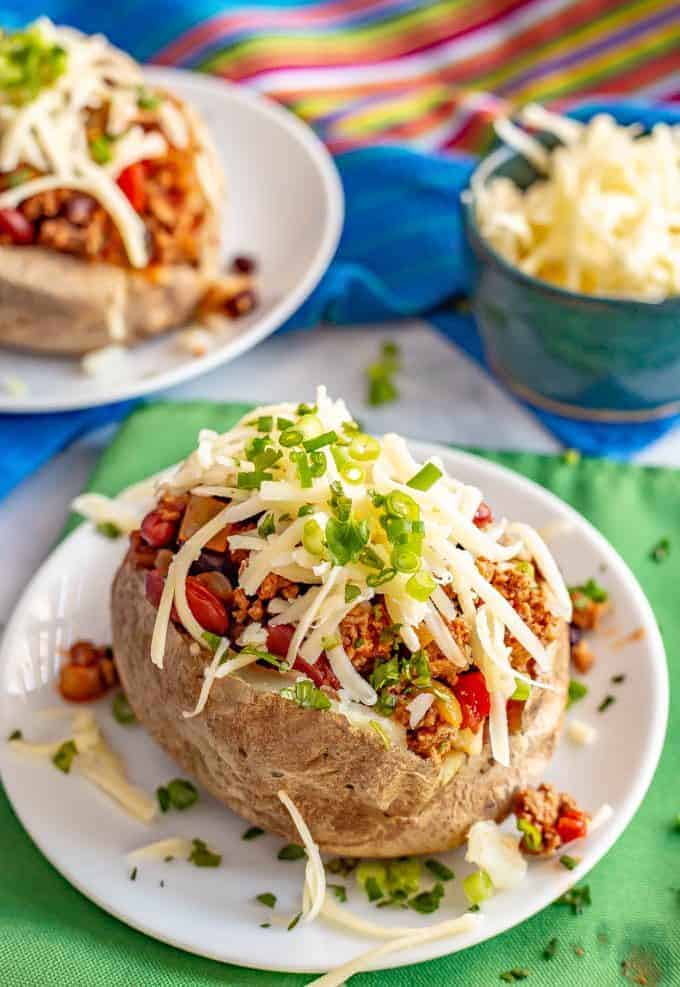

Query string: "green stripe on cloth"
[[4, 401, 679, 987]]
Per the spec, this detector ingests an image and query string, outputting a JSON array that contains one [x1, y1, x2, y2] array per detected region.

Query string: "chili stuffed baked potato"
[[0, 20, 253, 355], [111, 388, 571, 857]]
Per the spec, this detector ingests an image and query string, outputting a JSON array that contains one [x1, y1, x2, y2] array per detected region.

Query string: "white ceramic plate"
[[0, 443, 667, 975], [0, 68, 343, 414]]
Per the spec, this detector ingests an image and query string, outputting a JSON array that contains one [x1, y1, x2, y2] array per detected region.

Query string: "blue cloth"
[[1, 100, 679, 499]]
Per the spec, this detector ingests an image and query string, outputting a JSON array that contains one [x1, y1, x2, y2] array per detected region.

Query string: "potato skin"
[[111, 558, 569, 857]]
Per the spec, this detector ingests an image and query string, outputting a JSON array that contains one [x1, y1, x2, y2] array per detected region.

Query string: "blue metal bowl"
[[463, 143, 680, 422]]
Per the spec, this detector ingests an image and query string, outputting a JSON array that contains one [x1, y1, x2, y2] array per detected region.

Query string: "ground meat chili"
[[131, 494, 557, 762], [59, 640, 118, 702], [513, 783, 590, 855]]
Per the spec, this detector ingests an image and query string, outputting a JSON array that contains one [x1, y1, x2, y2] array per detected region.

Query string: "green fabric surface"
[[3, 401, 678, 987]]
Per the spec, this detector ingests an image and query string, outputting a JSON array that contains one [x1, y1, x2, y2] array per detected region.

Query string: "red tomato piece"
[[453, 670, 491, 732], [141, 508, 178, 548], [117, 162, 147, 212], [556, 814, 588, 844], [473, 501, 493, 528], [0, 208, 34, 244]]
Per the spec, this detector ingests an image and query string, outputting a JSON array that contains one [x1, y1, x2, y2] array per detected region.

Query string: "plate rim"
[[0, 68, 344, 415], [0, 441, 669, 974]]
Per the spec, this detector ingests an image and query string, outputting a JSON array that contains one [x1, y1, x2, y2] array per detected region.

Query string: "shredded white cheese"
[[182, 637, 230, 718], [277, 790, 326, 924], [475, 107, 680, 300], [71, 491, 141, 533], [567, 719, 598, 746], [465, 819, 527, 890], [127, 837, 193, 862]]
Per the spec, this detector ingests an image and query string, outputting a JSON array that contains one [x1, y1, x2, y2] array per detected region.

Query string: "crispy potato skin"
[[111, 558, 569, 857], [0, 225, 220, 355]]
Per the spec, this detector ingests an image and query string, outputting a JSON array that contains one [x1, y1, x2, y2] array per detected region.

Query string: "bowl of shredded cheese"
[[463, 105, 680, 421]]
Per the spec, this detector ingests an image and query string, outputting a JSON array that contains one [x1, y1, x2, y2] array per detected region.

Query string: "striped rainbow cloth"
[[9, 0, 680, 156]]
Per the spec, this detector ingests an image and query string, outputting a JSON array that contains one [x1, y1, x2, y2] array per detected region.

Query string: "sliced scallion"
[[407, 462, 443, 492], [406, 570, 436, 602]]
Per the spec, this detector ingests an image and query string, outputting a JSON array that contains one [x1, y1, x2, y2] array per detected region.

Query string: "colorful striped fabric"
[[145, 0, 680, 154]]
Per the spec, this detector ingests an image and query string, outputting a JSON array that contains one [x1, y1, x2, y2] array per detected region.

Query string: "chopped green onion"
[[511, 680, 531, 702], [348, 434, 380, 462], [543, 937, 559, 960], [366, 341, 401, 406], [358, 545, 385, 570], [189, 838, 221, 867], [277, 843, 306, 861], [567, 679, 588, 707], [369, 720, 391, 749], [277, 417, 294, 431], [409, 882, 444, 914], [280, 678, 331, 711], [137, 86, 161, 110], [357, 862, 389, 901], [554, 884, 591, 915], [345, 583, 361, 604], [598, 694, 615, 713], [559, 854, 580, 871], [287, 911, 302, 931], [157, 778, 199, 811], [308, 451, 327, 477], [296, 402, 317, 416], [463, 869, 493, 906], [237, 470, 272, 490], [280, 428, 303, 448], [425, 859, 454, 881], [302, 519, 325, 556], [112, 692, 136, 725], [256, 415, 273, 432], [256, 892, 276, 908], [340, 463, 365, 485], [517, 817, 543, 852], [0, 27, 68, 107], [96, 521, 121, 539], [296, 414, 323, 440], [290, 451, 312, 488], [89, 134, 113, 164], [391, 546, 421, 574], [258, 513, 276, 538], [328, 883, 347, 902], [302, 429, 338, 452], [7, 729, 21, 741], [569, 578, 608, 604], [385, 490, 419, 521], [321, 634, 341, 651], [52, 739, 77, 774], [156, 786, 170, 813], [515, 560, 535, 579], [407, 462, 443, 492], [325, 517, 369, 566], [367, 568, 396, 588], [242, 826, 265, 840], [202, 631, 222, 652], [406, 570, 436, 602], [297, 504, 315, 517], [253, 448, 282, 471]]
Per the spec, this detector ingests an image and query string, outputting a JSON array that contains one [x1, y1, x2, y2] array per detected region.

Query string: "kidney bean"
[[266, 623, 295, 658], [231, 255, 256, 274], [59, 663, 105, 702], [190, 549, 227, 575], [0, 208, 34, 244], [69, 639, 100, 667], [193, 570, 232, 602], [63, 194, 95, 226], [185, 576, 229, 635], [141, 509, 178, 548]]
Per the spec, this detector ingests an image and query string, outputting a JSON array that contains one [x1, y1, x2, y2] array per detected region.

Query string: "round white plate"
[[0, 443, 667, 975], [0, 68, 343, 414]]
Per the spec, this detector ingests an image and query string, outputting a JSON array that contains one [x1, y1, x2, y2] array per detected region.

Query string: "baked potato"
[[0, 20, 250, 355], [109, 388, 572, 857]]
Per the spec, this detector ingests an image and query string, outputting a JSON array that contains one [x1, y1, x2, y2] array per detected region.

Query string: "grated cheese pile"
[[472, 104, 680, 300], [149, 386, 570, 767], [0, 19, 213, 268]]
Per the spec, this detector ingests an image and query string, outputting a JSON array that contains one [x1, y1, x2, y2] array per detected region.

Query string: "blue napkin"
[[1, 100, 678, 500]]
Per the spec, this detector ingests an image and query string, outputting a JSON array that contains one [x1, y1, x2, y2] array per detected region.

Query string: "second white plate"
[[0, 68, 343, 413]]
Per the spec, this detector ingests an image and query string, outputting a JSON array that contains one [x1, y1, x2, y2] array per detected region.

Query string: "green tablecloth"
[[3, 402, 678, 986]]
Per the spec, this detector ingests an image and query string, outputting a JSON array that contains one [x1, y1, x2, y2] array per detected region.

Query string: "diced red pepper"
[[556, 813, 588, 845], [453, 669, 491, 732], [117, 162, 147, 212], [0, 208, 34, 244]]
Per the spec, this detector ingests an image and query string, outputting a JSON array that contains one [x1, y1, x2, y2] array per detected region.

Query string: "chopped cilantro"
[[326, 857, 356, 877], [130, 867, 137, 881], [287, 911, 302, 931], [364, 877, 384, 902], [598, 695, 615, 713], [425, 859, 454, 882], [256, 892, 276, 908], [500, 969, 529, 982], [567, 679, 588, 708], [257, 513, 276, 538], [156, 786, 171, 813], [260, 922, 271, 928], [328, 883, 347, 903], [7, 729, 21, 741], [242, 826, 265, 841], [157, 778, 198, 811], [280, 678, 331, 711], [52, 739, 77, 774], [570, 578, 608, 604], [278, 843, 306, 861], [189, 839, 221, 868], [611, 673, 626, 684]]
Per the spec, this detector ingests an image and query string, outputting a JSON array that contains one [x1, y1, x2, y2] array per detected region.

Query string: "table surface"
[[2, 320, 679, 628]]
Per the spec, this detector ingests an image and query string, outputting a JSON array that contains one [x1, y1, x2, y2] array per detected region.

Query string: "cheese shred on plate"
[[146, 386, 571, 766], [472, 105, 680, 300]]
